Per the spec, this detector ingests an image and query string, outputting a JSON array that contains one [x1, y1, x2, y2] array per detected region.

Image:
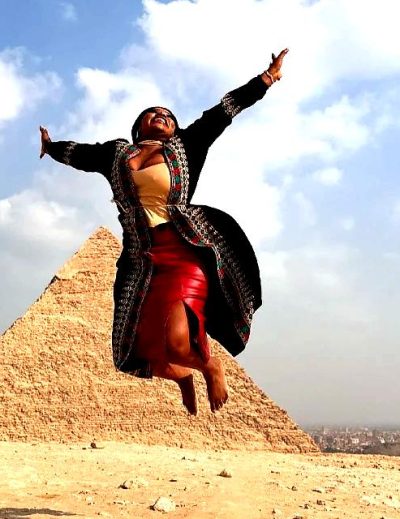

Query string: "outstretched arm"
[[182, 48, 289, 147], [39, 126, 127, 175]]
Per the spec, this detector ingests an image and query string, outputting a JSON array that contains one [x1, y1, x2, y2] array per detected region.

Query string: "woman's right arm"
[[181, 49, 288, 149], [39, 126, 127, 174]]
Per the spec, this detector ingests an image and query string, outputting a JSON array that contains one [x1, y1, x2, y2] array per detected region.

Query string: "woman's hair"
[[131, 107, 179, 142]]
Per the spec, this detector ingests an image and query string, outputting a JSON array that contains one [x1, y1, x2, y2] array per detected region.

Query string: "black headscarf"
[[130, 107, 179, 142]]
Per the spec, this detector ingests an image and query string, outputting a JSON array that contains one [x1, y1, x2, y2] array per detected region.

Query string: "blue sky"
[[1, 0, 399, 426]]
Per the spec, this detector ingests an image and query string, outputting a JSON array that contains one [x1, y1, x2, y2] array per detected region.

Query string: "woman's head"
[[131, 107, 179, 142]]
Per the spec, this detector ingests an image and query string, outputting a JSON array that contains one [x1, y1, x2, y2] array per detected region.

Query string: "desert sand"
[[1, 441, 400, 519]]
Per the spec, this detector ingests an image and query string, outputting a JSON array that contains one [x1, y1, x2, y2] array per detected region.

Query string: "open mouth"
[[153, 115, 167, 125]]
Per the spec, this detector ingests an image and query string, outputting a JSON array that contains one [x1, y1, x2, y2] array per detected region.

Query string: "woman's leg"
[[135, 224, 227, 412], [164, 301, 228, 413], [151, 362, 198, 416]]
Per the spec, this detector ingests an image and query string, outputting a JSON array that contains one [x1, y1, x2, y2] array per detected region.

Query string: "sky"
[[1, 0, 399, 427]]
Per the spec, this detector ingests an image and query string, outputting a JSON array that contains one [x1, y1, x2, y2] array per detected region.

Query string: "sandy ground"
[[1, 441, 400, 519]]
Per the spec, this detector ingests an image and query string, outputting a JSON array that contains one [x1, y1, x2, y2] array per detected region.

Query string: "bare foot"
[[177, 374, 198, 416], [203, 357, 228, 412], [151, 362, 197, 415]]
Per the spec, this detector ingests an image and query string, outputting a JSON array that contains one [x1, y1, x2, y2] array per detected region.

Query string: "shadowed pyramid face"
[[0, 226, 317, 452]]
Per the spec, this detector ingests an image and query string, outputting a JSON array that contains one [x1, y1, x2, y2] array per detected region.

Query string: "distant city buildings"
[[304, 426, 400, 455]]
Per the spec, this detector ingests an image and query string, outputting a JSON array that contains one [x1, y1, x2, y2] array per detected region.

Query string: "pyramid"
[[0, 227, 317, 452]]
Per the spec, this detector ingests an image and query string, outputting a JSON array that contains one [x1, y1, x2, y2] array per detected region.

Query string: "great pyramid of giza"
[[0, 227, 317, 452]]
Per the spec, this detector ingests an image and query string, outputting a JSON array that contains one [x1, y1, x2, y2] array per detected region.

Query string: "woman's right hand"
[[39, 126, 51, 159], [261, 48, 289, 86]]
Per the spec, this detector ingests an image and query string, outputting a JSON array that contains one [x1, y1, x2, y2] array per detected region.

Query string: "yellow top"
[[131, 162, 171, 227]]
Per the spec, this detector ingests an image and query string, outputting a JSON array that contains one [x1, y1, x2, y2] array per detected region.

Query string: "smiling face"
[[138, 107, 177, 141]]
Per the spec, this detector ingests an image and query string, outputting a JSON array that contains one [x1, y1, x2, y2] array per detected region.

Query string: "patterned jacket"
[[46, 75, 269, 377]]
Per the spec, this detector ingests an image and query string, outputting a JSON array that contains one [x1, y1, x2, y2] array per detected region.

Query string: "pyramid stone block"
[[0, 227, 317, 452]]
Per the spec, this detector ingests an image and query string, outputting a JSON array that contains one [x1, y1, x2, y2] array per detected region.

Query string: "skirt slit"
[[134, 223, 210, 371]]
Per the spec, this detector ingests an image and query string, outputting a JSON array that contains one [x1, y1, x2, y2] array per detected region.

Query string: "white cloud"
[[4, 0, 399, 287], [383, 251, 400, 261], [339, 218, 355, 232], [133, 0, 400, 175], [0, 48, 61, 127], [60, 2, 77, 22], [0, 186, 90, 328], [258, 251, 288, 284], [0, 188, 90, 248], [4, 0, 397, 303], [312, 166, 343, 186], [41, 0, 400, 257], [259, 243, 370, 324], [302, 96, 370, 156], [139, 0, 400, 98], [0, 167, 119, 332], [56, 67, 170, 142], [293, 192, 316, 226]]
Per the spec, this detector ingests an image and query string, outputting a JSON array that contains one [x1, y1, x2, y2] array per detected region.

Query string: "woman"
[[40, 49, 288, 415]]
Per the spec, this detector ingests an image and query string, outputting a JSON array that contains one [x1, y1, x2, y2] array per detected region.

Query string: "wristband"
[[264, 70, 275, 84]]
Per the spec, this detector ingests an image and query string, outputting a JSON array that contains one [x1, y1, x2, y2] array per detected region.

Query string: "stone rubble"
[[151, 496, 176, 512]]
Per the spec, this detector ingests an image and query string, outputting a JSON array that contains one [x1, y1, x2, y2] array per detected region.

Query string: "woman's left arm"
[[39, 126, 127, 176], [182, 48, 288, 147]]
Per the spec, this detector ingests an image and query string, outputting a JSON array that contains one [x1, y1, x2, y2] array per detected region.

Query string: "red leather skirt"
[[135, 223, 210, 363]]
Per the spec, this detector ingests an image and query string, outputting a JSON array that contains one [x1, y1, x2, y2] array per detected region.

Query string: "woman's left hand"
[[39, 125, 51, 159], [262, 48, 289, 85]]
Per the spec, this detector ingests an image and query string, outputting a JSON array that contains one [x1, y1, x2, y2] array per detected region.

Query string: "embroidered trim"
[[63, 142, 78, 165], [109, 142, 153, 372], [163, 137, 254, 344], [175, 207, 254, 344], [221, 93, 242, 118], [165, 136, 190, 205]]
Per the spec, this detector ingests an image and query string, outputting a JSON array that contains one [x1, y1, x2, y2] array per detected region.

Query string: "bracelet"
[[264, 70, 275, 84]]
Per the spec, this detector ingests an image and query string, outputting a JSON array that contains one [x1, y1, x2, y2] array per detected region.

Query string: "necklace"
[[138, 139, 164, 146]]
